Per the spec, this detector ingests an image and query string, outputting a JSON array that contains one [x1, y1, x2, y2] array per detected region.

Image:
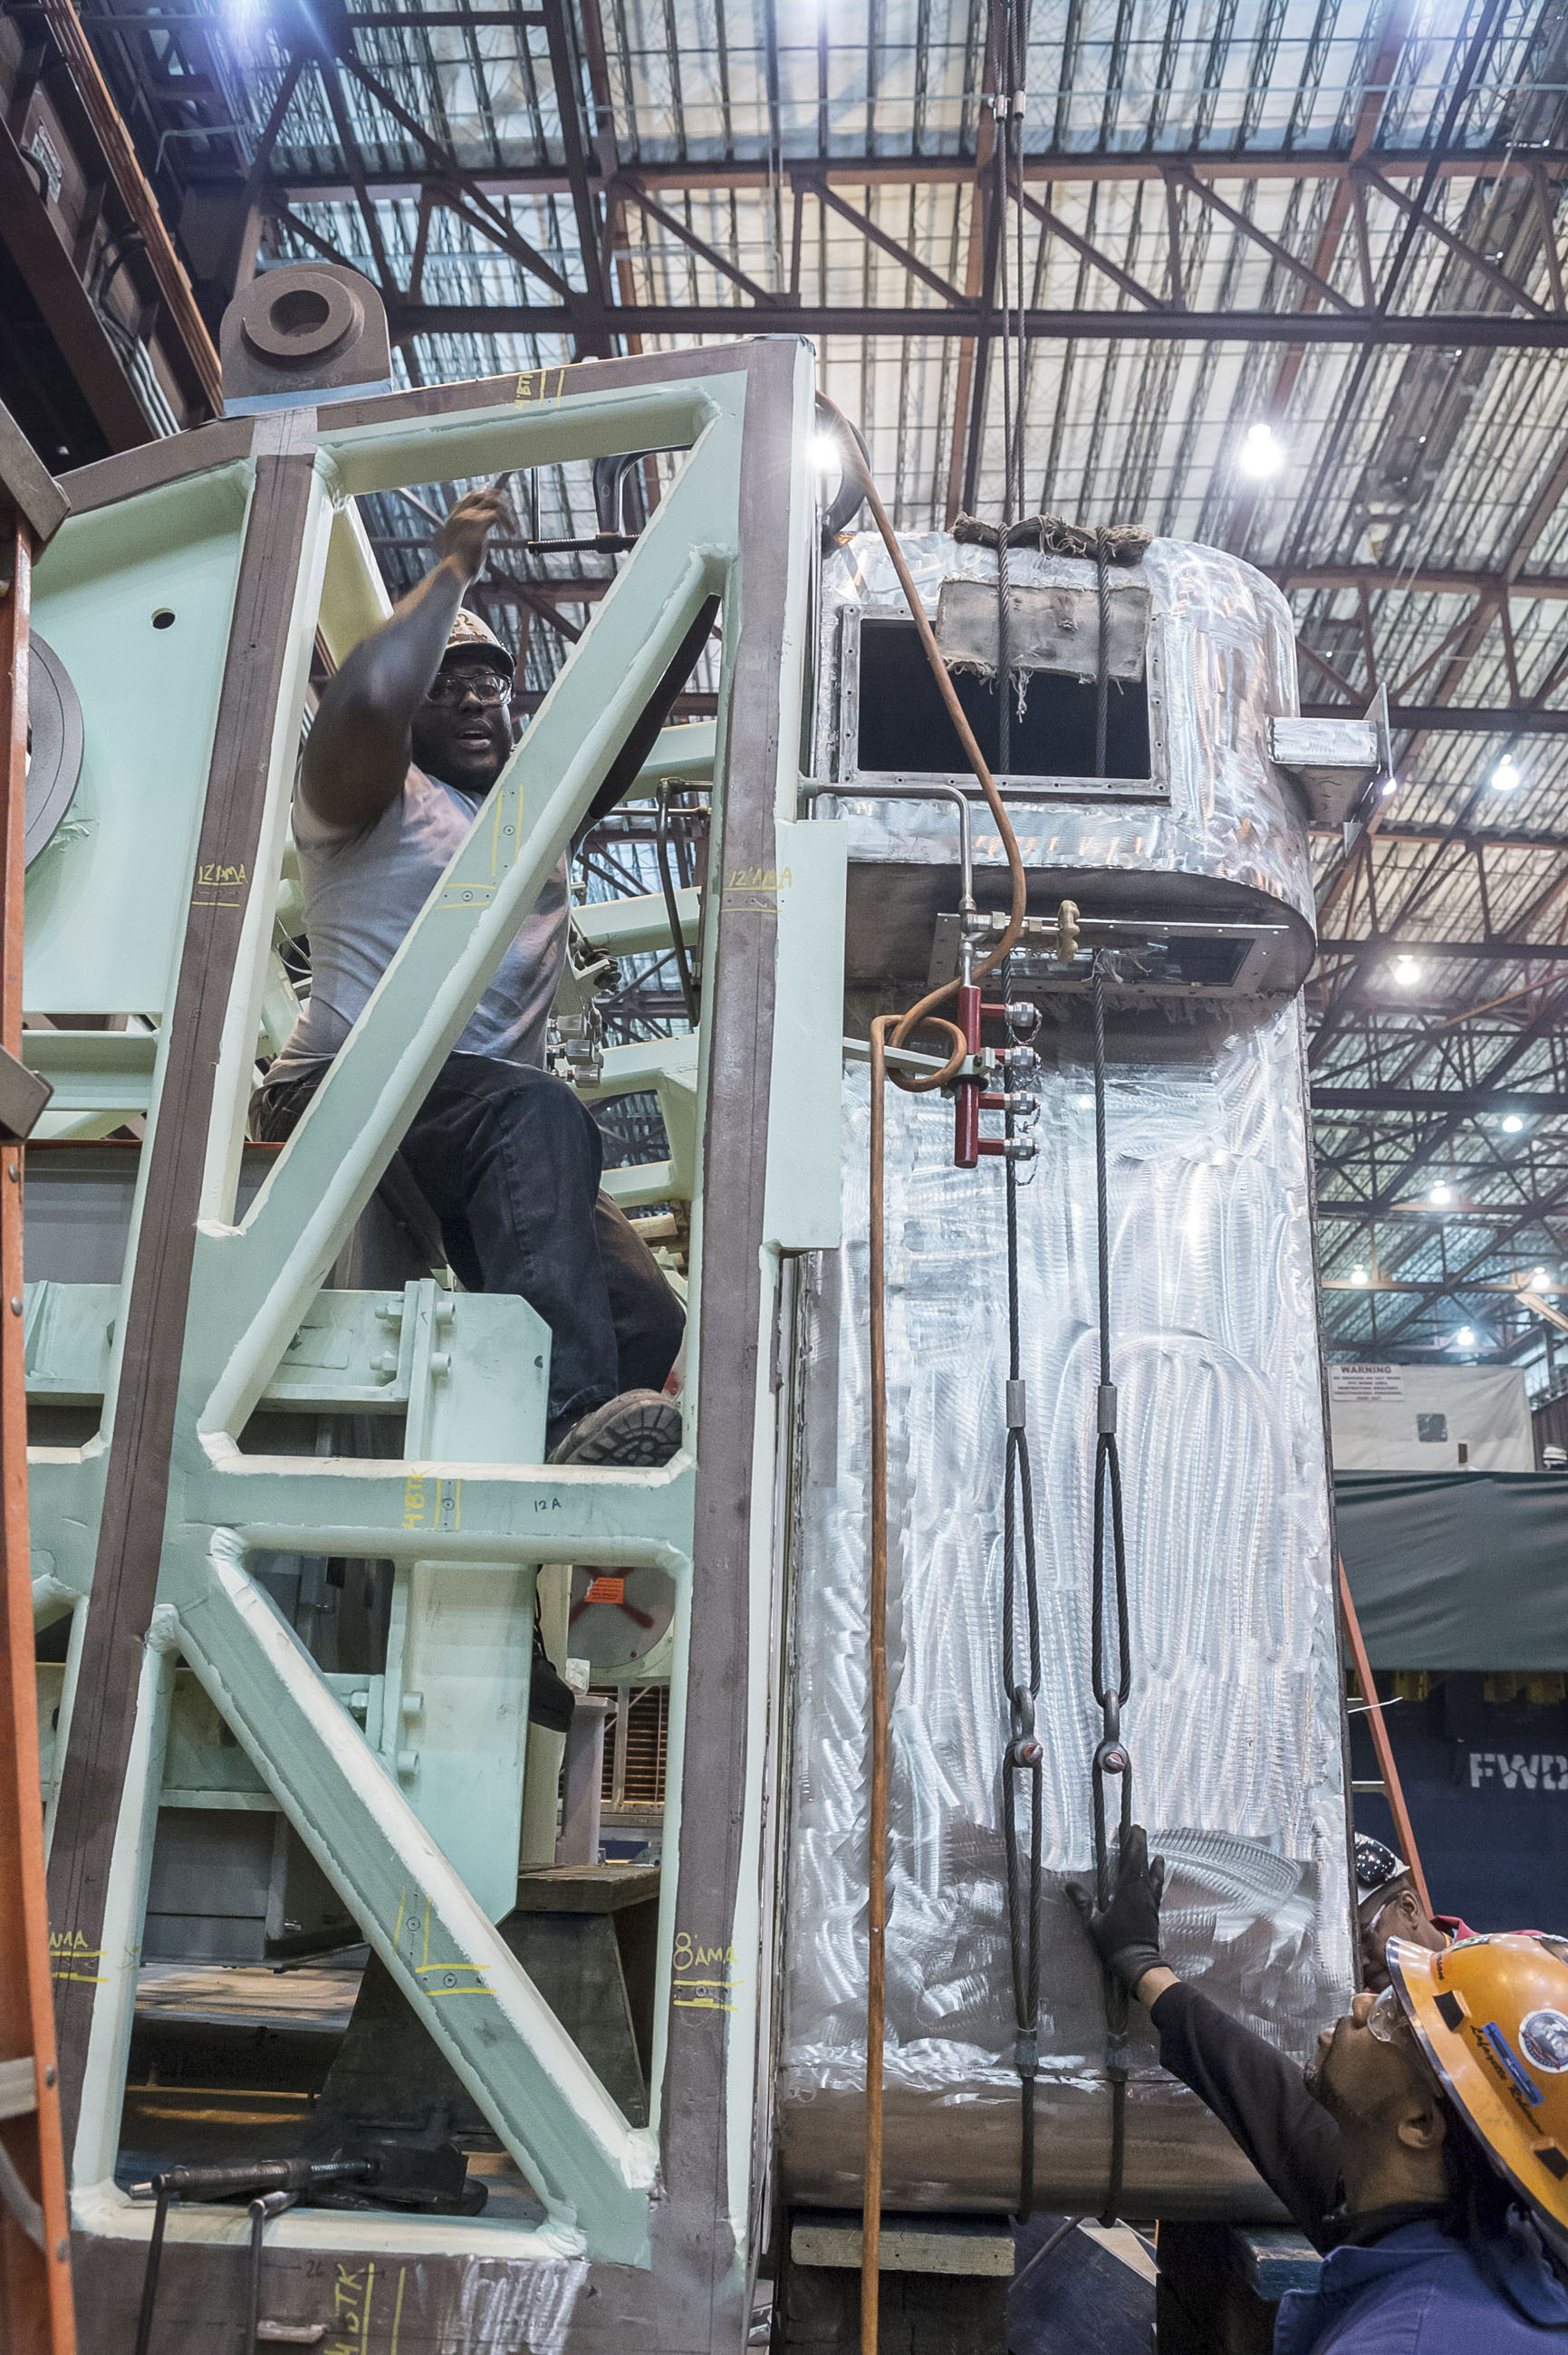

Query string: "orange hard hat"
[[1388, 1932, 1568, 2235]]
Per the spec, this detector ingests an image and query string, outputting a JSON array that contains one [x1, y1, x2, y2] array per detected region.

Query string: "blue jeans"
[[254, 1053, 684, 1439]]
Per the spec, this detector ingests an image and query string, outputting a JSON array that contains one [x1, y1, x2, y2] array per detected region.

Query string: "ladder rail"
[[1339, 1555, 1433, 1920], [0, 502, 77, 2353]]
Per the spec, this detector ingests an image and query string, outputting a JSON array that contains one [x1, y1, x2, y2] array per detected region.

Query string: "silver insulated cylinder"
[[776, 531, 1356, 2217]]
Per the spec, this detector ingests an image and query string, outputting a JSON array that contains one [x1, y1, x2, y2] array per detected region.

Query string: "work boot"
[[527, 1633, 576, 1732], [547, 1389, 682, 1468]]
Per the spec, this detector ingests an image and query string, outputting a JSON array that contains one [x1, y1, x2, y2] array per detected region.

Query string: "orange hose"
[[820, 406, 1035, 2355]]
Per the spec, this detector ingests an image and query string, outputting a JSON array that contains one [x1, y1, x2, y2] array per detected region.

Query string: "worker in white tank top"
[[254, 485, 684, 1484]]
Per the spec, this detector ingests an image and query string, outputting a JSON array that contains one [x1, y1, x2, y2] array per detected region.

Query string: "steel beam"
[[388, 302, 1568, 348], [265, 144, 1568, 205], [1315, 937, 1568, 961], [1303, 701, 1568, 732], [1276, 564, 1568, 601], [1313, 1086, 1568, 1114]]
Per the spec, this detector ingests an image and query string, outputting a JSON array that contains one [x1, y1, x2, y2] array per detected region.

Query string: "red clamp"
[[954, 981, 981, 1168]]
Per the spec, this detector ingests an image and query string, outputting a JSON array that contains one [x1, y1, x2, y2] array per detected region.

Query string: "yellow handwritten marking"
[[390, 2267, 407, 2355], [673, 1933, 737, 1972], [325, 2259, 375, 2355], [726, 865, 791, 892], [51, 1931, 107, 1985], [421, 1895, 431, 1973], [515, 366, 568, 405], [415, 1961, 490, 1976], [392, 1884, 407, 1952]]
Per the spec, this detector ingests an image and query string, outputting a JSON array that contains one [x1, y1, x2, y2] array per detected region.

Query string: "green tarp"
[[1336, 1472, 1568, 1669]]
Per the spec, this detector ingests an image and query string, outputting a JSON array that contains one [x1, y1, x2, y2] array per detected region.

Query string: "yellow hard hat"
[[1389, 1932, 1568, 2232]]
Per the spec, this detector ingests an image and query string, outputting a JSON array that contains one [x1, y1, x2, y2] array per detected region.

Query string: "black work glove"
[[1066, 1824, 1168, 1994]]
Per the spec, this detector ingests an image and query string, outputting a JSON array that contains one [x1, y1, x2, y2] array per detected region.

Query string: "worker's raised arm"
[[302, 487, 505, 832], [1070, 1827, 1344, 2243]]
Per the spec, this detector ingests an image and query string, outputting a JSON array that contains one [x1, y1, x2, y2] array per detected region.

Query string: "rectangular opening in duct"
[[851, 615, 1151, 783]]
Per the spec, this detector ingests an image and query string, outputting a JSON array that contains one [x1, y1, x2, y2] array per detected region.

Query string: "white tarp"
[[1328, 1363, 1532, 1473]]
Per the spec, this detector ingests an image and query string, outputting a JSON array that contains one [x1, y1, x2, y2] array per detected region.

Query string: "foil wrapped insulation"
[[775, 533, 1353, 2215]]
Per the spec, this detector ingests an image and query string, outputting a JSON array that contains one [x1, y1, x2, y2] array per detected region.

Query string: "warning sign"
[[1330, 1363, 1405, 1402]]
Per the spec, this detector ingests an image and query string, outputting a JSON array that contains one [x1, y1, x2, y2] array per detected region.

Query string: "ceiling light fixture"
[[1238, 421, 1284, 479], [1491, 754, 1521, 793], [1350, 1264, 1369, 1285], [1502, 1112, 1525, 1134], [1456, 1326, 1476, 1348], [1533, 1268, 1552, 1290], [1429, 1180, 1452, 1206], [1390, 954, 1422, 987]]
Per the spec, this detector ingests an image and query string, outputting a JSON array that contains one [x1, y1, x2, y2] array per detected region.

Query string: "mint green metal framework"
[[27, 342, 847, 2349]]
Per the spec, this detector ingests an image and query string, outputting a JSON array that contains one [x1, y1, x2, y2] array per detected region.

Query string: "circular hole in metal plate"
[[271, 285, 332, 340], [151, 609, 176, 630], [239, 267, 360, 364], [25, 634, 84, 868]]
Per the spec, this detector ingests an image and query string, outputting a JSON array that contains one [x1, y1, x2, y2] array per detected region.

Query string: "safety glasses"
[[425, 669, 510, 707], [1365, 1984, 1405, 2044]]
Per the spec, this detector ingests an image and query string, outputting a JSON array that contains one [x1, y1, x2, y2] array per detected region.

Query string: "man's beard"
[[1303, 2044, 1382, 2134]]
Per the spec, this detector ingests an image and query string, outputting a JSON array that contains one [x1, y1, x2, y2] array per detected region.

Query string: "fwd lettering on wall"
[[1470, 1752, 1568, 1791]]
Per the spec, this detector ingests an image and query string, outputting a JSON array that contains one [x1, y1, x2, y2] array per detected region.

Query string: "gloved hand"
[[1066, 1824, 1168, 1993]]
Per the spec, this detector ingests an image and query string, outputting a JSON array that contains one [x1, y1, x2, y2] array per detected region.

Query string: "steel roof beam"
[[1276, 564, 1568, 600], [263, 144, 1568, 204], [1313, 1086, 1568, 1112], [1316, 937, 1568, 961], [1315, 1197, 1568, 1222], [1302, 700, 1568, 731], [387, 303, 1568, 346]]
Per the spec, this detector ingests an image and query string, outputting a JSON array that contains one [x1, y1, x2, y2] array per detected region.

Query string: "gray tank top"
[[267, 764, 570, 1088]]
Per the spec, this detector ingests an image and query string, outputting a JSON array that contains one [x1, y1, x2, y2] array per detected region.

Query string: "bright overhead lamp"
[[1350, 1263, 1369, 1285], [1502, 1112, 1525, 1134], [1533, 1267, 1553, 1289], [1381, 775, 1400, 800], [1238, 422, 1284, 479], [1390, 954, 1422, 987], [1456, 1326, 1476, 1348], [1491, 754, 1521, 793], [1429, 1180, 1452, 1206]]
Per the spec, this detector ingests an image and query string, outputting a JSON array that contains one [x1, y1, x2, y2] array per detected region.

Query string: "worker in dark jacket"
[[1071, 1828, 1568, 2350]]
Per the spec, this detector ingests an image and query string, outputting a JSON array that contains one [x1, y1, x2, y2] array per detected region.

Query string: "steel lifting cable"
[[816, 396, 1032, 2355], [990, 0, 1050, 2216], [1088, 950, 1135, 2225], [1000, 1079, 1045, 2214]]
